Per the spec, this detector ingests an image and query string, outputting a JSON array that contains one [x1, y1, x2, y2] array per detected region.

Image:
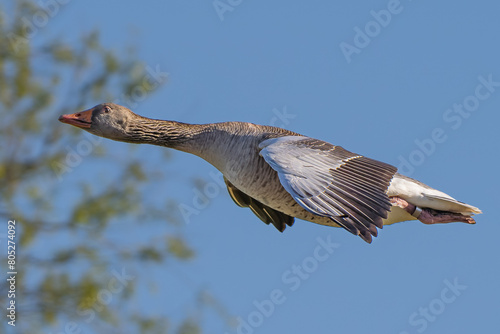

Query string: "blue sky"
[[28, 0, 500, 333]]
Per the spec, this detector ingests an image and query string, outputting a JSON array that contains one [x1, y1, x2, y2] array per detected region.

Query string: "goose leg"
[[389, 197, 476, 225]]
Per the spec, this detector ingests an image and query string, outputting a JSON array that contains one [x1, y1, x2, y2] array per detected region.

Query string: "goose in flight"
[[58, 103, 481, 243]]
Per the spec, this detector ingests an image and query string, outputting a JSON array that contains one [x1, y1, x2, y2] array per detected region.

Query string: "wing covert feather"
[[259, 136, 397, 242]]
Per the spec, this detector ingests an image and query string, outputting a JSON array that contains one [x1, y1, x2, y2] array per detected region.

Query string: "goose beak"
[[58, 108, 93, 129]]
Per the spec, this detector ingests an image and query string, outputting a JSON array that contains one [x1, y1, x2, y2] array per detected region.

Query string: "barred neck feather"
[[124, 116, 209, 152]]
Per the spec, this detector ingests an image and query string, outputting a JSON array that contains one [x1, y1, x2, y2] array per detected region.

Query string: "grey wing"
[[224, 177, 295, 232], [259, 136, 398, 243]]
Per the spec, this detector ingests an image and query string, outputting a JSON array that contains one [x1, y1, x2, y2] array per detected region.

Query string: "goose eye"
[[103, 107, 110, 113]]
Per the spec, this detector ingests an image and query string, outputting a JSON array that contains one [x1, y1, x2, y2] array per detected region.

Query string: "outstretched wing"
[[224, 177, 295, 232], [259, 136, 397, 243]]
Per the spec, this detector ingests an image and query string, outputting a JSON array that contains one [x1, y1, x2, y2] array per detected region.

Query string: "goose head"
[[58, 103, 139, 142]]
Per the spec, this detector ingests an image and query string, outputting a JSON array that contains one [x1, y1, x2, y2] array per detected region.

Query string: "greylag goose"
[[58, 103, 481, 243]]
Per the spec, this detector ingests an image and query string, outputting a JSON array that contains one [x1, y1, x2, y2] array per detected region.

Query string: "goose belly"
[[222, 154, 290, 208], [221, 155, 342, 228]]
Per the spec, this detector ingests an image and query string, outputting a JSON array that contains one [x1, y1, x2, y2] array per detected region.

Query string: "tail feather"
[[424, 193, 482, 215], [388, 173, 481, 215]]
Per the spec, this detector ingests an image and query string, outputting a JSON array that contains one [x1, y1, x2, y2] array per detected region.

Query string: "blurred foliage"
[[0, 1, 216, 333]]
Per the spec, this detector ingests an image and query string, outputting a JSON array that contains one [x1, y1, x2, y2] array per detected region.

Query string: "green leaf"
[[167, 236, 195, 260]]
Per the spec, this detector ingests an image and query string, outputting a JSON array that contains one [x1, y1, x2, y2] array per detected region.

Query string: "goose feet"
[[389, 197, 476, 225]]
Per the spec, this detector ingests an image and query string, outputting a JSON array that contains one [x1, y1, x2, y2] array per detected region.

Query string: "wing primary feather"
[[224, 177, 295, 232], [324, 184, 386, 222], [259, 136, 400, 242], [322, 189, 377, 234], [330, 216, 360, 236], [335, 166, 390, 190], [333, 172, 390, 205], [337, 163, 395, 188], [331, 176, 391, 215]]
